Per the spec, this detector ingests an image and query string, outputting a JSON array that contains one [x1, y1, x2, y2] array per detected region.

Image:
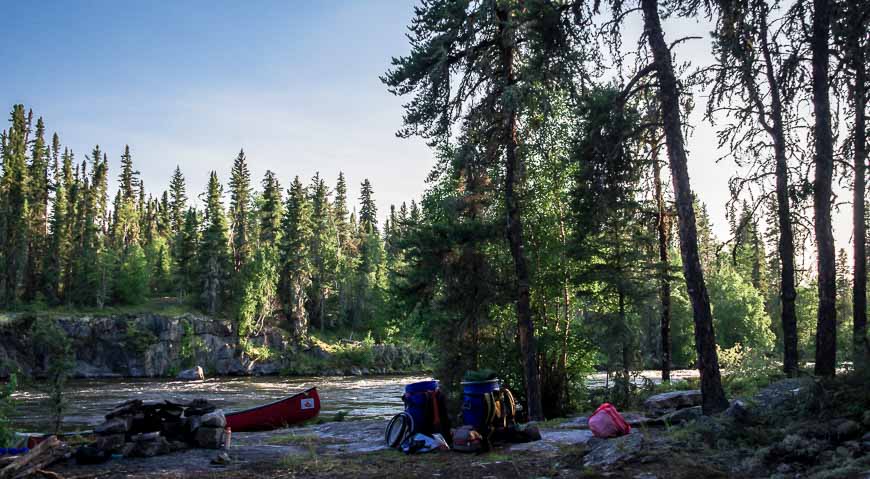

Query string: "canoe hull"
[[225, 387, 320, 432]]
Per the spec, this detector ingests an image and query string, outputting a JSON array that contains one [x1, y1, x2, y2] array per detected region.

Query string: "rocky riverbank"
[[5, 373, 867, 478], [0, 313, 431, 379]]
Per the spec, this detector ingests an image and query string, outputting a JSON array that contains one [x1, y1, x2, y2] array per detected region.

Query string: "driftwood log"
[[0, 436, 69, 479]]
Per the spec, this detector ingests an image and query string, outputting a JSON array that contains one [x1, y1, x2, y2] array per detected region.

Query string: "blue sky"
[[0, 1, 853, 264], [0, 0, 430, 217]]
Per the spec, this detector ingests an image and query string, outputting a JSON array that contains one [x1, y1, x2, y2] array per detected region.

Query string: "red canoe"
[[225, 387, 321, 432]]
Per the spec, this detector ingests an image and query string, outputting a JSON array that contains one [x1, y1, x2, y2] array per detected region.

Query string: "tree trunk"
[[756, 19, 800, 376], [641, 0, 729, 414], [653, 141, 672, 383], [811, 0, 837, 377], [497, 6, 544, 421], [852, 32, 867, 370]]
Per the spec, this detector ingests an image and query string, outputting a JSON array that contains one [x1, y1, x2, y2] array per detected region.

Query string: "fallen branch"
[[0, 436, 70, 479]]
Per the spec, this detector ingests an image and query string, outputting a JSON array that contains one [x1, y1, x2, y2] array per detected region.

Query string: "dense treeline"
[[0, 114, 405, 343], [1, 0, 867, 420], [383, 0, 868, 417]]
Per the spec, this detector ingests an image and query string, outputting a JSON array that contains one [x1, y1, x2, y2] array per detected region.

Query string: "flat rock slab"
[[509, 429, 595, 453], [643, 390, 702, 415], [584, 433, 647, 468]]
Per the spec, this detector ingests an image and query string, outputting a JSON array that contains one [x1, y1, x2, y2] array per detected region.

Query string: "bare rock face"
[[643, 390, 702, 416], [176, 366, 205, 381]]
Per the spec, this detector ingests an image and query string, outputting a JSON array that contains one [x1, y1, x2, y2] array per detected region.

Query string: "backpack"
[[588, 403, 631, 438]]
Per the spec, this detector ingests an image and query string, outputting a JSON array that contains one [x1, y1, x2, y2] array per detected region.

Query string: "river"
[[9, 369, 698, 432]]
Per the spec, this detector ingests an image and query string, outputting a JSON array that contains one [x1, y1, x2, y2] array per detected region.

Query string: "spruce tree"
[[1, 105, 31, 306], [279, 176, 312, 336], [308, 173, 339, 331], [112, 146, 140, 249], [259, 170, 282, 248], [198, 172, 231, 315], [168, 166, 187, 237], [358, 179, 377, 234], [229, 149, 252, 273], [25, 116, 50, 300], [44, 145, 70, 303], [334, 172, 351, 250], [175, 208, 200, 299]]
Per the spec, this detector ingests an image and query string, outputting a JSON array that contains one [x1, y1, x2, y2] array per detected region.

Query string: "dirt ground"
[[47, 418, 731, 479]]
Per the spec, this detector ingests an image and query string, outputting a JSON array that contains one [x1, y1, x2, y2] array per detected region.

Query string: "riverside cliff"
[[0, 313, 430, 379]]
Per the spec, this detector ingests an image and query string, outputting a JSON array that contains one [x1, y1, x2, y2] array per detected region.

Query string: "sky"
[[0, 1, 854, 264]]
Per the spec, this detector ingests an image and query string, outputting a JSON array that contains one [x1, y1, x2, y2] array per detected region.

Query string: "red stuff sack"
[[588, 403, 631, 438]]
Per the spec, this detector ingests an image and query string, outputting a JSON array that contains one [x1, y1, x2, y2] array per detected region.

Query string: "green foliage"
[[124, 320, 158, 354], [115, 244, 150, 305], [708, 265, 775, 352], [179, 319, 204, 369], [717, 343, 783, 397], [236, 247, 280, 340]]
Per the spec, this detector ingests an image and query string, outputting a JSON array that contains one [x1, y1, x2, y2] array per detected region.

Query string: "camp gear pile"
[[385, 373, 539, 454]]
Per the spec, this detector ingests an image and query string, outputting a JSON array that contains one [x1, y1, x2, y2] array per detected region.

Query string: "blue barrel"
[[403, 380, 438, 433], [461, 380, 500, 430]]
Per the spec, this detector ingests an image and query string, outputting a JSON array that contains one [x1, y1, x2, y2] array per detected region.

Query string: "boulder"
[[94, 433, 125, 452], [186, 415, 202, 433], [200, 410, 226, 428], [660, 406, 702, 425], [763, 433, 831, 465], [834, 419, 861, 441], [176, 366, 205, 381], [94, 417, 129, 435], [724, 399, 751, 424], [126, 436, 171, 458], [642, 390, 702, 415], [583, 433, 645, 468], [185, 398, 216, 416], [106, 400, 143, 419], [195, 426, 225, 449], [750, 377, 816, 415], [74, 445, 111, 465]]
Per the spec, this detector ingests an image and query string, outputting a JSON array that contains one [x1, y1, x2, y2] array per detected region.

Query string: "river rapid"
[[9, 369, 699, 432]]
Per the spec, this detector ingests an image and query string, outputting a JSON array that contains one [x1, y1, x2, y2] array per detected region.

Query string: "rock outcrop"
[[0, 313, 431, 379]]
